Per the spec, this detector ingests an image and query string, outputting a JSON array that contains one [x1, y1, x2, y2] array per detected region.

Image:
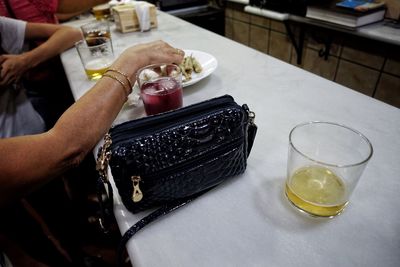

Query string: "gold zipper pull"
[[131, 176, 143, 202]]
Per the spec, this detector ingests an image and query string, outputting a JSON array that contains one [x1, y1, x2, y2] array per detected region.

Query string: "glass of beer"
[[80, 20, 112, 48], [75, 38, 114, 80], [285, 121, 373, 218], [136, 64, 183, 116]]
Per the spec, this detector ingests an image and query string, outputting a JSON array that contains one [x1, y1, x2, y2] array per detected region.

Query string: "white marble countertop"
[[61, 11, 400, 267]]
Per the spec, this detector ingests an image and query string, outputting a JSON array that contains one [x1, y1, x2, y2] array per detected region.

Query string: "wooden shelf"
[[244, 5, 400, 64]]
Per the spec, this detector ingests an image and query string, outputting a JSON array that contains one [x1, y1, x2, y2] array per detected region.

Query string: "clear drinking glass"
[[75, 38, 114, 80], [136, 63, 183, 116], [285, 121, 373, 218], [80, 20, 112, 47]]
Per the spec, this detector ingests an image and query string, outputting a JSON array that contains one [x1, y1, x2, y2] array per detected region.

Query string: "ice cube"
[[157, 78, 177, 92]]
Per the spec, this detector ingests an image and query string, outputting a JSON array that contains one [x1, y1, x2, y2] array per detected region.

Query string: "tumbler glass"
[[285, 121, 373, 218], [80, 20, 112, 47], [75, 38, 114, 80], [136, 64, 183, 115]]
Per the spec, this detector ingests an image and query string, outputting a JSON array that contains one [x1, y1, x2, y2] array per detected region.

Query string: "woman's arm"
[[0, 23, 82, 86], [0, 41, 184, 206], [23, 22, 83, 63]]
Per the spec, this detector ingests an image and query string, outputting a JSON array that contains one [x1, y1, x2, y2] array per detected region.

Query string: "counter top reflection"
[[61, 11, 400, 267]]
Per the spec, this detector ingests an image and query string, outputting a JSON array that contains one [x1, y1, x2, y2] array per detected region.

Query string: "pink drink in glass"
[[141, 77, 183, 115]]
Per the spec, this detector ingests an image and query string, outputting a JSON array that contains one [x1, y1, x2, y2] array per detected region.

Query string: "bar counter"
[[61, 11, 400, 267]]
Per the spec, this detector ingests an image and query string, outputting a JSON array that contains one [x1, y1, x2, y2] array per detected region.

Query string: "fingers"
[[0, 69, 16, 86], [115, 41, 185, 78], [0, 55, 6, 65], [0, 57, 18, 86], [0, 71, 14, 87], [173, 48, 185, 56], [0, 64, 5, 82], [0, 55, 25, 85], [157, 41, 184, 64], [0, 55, 5, 82], [172, 48, 185, 64]]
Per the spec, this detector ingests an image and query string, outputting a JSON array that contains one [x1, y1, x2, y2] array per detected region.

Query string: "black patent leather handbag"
[[96, 95, 257, 265]]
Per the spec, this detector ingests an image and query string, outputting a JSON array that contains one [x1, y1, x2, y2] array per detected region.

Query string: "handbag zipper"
[[131, 138, 243, 202], [111, 95, 238, 143]]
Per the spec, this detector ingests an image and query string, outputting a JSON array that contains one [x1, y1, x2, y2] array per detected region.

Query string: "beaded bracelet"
[[106, 68, 133, 90], [102, 73, 130, 98]]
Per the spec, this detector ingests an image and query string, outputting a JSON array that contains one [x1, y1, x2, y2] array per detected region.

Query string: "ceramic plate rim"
[[182, 49, 218, 87]]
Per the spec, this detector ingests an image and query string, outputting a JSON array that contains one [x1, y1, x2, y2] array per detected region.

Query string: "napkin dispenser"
[[113, 2, 158, 33]]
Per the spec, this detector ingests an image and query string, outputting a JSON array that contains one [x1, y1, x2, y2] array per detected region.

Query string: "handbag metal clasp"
[[248, 110, 255, 125], [243, 104, 256, 125]]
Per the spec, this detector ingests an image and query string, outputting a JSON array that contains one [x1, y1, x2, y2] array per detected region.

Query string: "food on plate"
[[179, 55, 203, 82]]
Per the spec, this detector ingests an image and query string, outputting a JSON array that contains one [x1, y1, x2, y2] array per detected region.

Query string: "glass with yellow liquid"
[[285, 122, 373, 218], [84, 58, 114, 80], [75, 38, 114, 80]]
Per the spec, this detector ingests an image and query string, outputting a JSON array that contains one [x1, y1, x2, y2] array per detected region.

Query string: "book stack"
[[306, 0, 386, 28]]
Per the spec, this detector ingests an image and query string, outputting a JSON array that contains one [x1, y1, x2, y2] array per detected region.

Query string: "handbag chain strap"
[[96, 133, 112, 183], [95, 133, 114, 232]]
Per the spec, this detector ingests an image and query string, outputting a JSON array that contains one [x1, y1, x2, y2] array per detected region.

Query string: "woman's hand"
[[126, 40, 185, 66], [111, 40, 185, 82], [0, 54, 30, 87]]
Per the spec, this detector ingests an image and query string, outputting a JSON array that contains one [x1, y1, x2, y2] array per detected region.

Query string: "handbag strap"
[[117, 189, 210, 266]]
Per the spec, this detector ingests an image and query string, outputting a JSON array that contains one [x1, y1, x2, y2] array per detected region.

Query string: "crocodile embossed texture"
[[110, 107, 248, 213]]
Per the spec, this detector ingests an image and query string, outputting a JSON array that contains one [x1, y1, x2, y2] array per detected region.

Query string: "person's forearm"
[[0, 68, 132, 206], [50, 51, 148, 164], [57, 0, 109, 13], [51, 72, 134, 163], [0, 41, 183, 206], [23, 27, 82, 69]]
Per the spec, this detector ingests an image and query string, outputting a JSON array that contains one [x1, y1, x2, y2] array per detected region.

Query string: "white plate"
[[182, 50, 218, 87]]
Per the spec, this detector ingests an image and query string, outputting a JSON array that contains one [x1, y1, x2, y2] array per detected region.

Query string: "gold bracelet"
[[106, 68, 133, 90], [102, 73, 130, 98]]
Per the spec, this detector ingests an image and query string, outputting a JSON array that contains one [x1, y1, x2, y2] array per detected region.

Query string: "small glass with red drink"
[[136, 63, 183, 115]]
